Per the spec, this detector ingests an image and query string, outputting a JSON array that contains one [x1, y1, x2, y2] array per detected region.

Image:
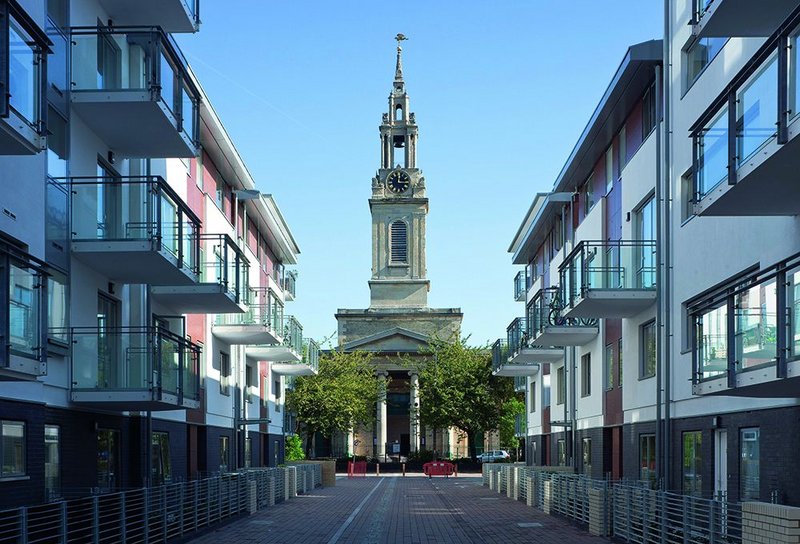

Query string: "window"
[[681, 171, 695, 222], [640, 434, 656, 485], [641, 321, 657, 379], [581, 354, 591, 397], [605, 343, 614, 390], [542, 375, 551, 408], [47, 108, 68, 178], [740, 428, 760, 500], [642, 80, 657, 137], [556, 366, 565, 405], [263, 375, 269, 407], [390, 220, 407, 263], [151, 432, 172, 485], [96, 429, 119, 490], [1, 421, 25, 477], [605, 146, 614, 194], [618, 126, 627, 171], [686, 37, 727, 90], [557, 439, 566, 466], [274, 379, 281, 412], [581, 177, 595, 215], [219, 352, 230, 395], [9, 263, 41, 358], [618, 338, 623, 387], [215, 176, 224, 210], [682, 431, 703, 497], [244, 437, 252, 469], [529, 382, 536, 412], [44, 425, 59, 499], [636, 196, 656, 288], [582, 438, 592, 475], [219, 436, 229, 473], [47, 273, 68, 346]]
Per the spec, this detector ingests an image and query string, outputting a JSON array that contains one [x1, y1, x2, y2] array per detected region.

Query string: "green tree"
[[412, 336, 515, 459], [498, 396, 525, 455], [286, 349, 379, 456]]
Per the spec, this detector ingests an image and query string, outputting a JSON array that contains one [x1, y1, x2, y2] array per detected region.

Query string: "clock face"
[[387, 170, 411, 194]]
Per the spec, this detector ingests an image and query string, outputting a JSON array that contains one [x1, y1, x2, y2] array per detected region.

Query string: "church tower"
[[369, 34, 429, 309]]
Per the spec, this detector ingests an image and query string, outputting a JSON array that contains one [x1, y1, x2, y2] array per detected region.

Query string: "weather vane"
[[395, 33, 408, 49]]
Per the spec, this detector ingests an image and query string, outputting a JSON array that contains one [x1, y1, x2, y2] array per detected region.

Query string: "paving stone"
[[185, 475, 606, 544]]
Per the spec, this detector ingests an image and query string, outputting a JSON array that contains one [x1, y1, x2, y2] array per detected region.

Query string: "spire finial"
[[394, 33, 407, 82]]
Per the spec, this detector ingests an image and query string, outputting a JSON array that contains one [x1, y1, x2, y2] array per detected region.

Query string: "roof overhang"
[[510, 40, 662, 266]]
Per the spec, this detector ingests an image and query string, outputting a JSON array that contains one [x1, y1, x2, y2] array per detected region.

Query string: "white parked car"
[[477, 450, 511, 463]]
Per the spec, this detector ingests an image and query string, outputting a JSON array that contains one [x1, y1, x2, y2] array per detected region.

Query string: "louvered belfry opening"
[[390, 220, 408, 263]]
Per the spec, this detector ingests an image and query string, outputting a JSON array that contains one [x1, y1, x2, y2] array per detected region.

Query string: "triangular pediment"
[[343, 327, 431, 353]]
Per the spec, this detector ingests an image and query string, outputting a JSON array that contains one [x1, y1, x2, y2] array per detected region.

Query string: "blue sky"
[[177, 1, 663, 347]]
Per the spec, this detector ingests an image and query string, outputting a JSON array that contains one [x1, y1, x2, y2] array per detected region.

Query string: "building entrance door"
[[714, 429, 728, 500]]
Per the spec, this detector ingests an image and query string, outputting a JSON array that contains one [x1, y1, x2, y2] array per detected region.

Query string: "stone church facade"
[[334, 36, 463, 460]]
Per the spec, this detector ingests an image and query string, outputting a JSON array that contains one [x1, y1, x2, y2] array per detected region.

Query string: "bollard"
[[454, 464, 458, 477], [402, 463, 406, 477], [376, 463, 380, 476]]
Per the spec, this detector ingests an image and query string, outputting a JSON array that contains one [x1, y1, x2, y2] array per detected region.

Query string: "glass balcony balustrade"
[[528, 287, 598, 347], [0, 1, 50, 154], [514, 413, 526, 438], [0, 243, 48, 378], [70, 326, 201, 410], [68, 176, 200, 286], [491, 339, 509, 375], [151, 233, 249, 314], [246, 315, 304, 365], [559, 240, 657, 318], [212, 287, 282, 345], [272, 337, 319, 376], [97, 0, 200, 33], [514, 376, 527, 392], [692, 17, 800, 215], [283, 270, 297, 301], [691, 0, 797, 38], [692, 253, 800, 397], [513, 270, 527, 302], [70, 26, 199, 157]]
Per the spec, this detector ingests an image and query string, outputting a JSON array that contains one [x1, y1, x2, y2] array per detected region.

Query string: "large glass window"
[[529, 381, 536, 412], [605, 343, 615, 390], [219, 436, 229, 473], [740, 428, 760, 501], [151, 432, 172, 485], [686, 37, 727, 89], [697, 304, 727, 380], [581, 354, 591, 397], [556, 366, 565, 405], [219, 352, 230, 396], [47, 273, 68, 345], [9, 263, 40, 357], [44, 425, 59, 499], [641, 320, 657, 379], [682, 431, 703, 497], [8, 19, 39, 125], [790, 268, 800, 359], [735, 279, 777, 371], [640, 434, 656, 485], [557, 439, 566, 466], [1, 421, 25, 477], [582, 438, 592, 475], [642, 81, 657, 137], [636, 197, 656, 288], [736, 55, 778, 166], [696, 107, 729, 198]]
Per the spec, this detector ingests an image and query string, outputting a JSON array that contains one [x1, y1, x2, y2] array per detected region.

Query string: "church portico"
[[335, 34, 463, 461]]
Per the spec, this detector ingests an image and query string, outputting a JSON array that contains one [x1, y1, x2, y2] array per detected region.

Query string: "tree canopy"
[[286, 349, 379, 455], [411, 336, 516, 458]]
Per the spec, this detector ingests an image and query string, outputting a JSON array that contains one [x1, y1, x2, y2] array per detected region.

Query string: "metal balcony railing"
[[70, 26, 200, 147], [514, 413, 526, 437], [303, 338, 320, 373], [282, 316, 303, 354], [491, 339, 509, 374], [528, 287, 597, 340], [513, 270, 527, 302], [70, 326, 201, 404], [199, 234, 249, 304], [507, 317, 529, 354], [215, 288, 282, 332], [559, 240, 656, 310], [68, 175, 201, 277], [283, 270, 297, 299]]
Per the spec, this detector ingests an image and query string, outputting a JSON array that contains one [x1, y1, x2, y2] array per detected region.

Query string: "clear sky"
[[176, 1, 663, 347]]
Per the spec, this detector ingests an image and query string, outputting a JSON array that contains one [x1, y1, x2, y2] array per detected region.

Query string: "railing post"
[[60, 501, 67, 544], [162, 486, 167, 542], [143, 487, 150, 544], [120, 492, 127, 543], [20, 507, 28, 544], [682, 495, 690, 544], [92, 496, 99, 544]]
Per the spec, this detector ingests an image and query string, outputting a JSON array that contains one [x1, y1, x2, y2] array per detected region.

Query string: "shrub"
[[285, 435, 305, 461]]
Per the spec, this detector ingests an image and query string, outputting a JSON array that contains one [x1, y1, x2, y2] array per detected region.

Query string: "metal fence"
[[0, 466, 322, 544], [482, 463, 744, 544]]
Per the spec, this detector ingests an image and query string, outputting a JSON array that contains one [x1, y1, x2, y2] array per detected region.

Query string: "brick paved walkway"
[[186, 475, 606, 544]]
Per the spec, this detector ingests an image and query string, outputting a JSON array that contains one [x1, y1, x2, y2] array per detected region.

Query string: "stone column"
[[409, 371, 420, 453], [376, 371, 388, 460]]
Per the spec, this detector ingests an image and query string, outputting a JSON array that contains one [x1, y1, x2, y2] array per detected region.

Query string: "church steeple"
[[368, 34, 429, 309]]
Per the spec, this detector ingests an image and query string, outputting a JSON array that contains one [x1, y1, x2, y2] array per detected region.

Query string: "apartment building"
[[497, 1, 800, 506], [0, 0, 316, 509]]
